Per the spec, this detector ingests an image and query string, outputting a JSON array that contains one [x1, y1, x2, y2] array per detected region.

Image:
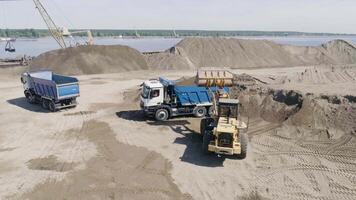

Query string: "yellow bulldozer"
[[197, 69, 248, 158]]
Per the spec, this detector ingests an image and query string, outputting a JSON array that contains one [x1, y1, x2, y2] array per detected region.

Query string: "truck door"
[[21, 73, 31, 91], [148, 88, 164, 106]]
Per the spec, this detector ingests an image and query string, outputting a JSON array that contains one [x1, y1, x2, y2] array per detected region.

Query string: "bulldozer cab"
[[218, 99, 239, 119]]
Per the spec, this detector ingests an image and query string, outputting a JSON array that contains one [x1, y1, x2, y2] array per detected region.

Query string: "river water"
[[1, 36, 356, 59]]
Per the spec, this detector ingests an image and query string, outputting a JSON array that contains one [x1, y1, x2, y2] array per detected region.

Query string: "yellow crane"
[[33, 0, 94, 48], [32, 0, 67, 48]]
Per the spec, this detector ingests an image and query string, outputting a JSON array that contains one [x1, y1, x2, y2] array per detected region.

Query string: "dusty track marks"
[[22, 120, 190, 200]]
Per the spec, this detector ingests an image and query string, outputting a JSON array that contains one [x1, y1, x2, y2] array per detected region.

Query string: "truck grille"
[[218, 133, 233, 148]]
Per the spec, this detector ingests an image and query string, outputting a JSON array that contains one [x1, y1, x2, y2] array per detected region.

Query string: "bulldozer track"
[[256, 164, 356, 183], [325, 135, 354, 154], [134, 152, 167, 176], [247, 123, 282, 136], [248, 126, 356, 200], [17, 112, 71, 191], [254, 165, 356, 199]]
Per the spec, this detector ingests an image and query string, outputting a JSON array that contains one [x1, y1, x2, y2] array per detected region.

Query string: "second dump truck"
[[21, 70, 80, 112]]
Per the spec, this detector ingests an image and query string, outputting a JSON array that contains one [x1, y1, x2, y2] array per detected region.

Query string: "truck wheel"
[[238, 133, 248, 159], [200, 118, 206, 135], [41, 99, 49, 110], [201, 117, 215, 135], [193, 107, 207, 118], [202, 130, 213, 154], [25, 91, 36, 104], [48, 101, 56, 112], [155, 109, 169, 121]]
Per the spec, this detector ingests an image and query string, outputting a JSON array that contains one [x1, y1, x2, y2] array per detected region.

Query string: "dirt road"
[[0, 67, 355, 200]]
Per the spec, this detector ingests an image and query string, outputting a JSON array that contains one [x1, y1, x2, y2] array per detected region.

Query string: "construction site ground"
[[0, 66, 356, 200]]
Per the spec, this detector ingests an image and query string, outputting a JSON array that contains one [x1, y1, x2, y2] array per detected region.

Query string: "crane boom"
[[33, 0, 67, 48]]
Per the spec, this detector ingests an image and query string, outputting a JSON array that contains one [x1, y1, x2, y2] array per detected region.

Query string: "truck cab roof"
[[143, 79, 163, 88]]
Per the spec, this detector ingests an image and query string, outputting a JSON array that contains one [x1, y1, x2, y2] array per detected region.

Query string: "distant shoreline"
[[1, 29, 356, 39]]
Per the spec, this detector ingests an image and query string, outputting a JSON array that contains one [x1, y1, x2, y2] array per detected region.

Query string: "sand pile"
[[289, 94, 356, 138], [322, 40, 356, 64], [146, 38, 356, 70], [230, 74, 356, 138], [30, 45, 148, 75], [231, 87, 304, 123]]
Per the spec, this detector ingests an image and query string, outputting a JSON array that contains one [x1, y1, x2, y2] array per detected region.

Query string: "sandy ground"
[[0, 66, 355, 200]]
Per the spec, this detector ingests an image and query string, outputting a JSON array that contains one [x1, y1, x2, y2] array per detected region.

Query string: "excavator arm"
[[33, 0, 67, 49]]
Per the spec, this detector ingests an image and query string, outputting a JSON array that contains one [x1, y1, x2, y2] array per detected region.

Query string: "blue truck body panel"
[[175, 86, 210, 106], [160, 77, 229, 107], [58, 84, 80, 99], [27, 71, 80, 101], [174, 86, 229, 106]]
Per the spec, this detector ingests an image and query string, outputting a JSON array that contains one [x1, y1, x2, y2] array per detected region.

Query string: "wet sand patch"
[[22, 120, 190, 200]]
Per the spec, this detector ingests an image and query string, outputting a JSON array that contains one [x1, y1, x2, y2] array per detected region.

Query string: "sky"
[[0, 0, 355, 33]]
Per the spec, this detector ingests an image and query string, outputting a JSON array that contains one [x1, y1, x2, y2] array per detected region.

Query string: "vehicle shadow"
[[116, 110, 147, 122], [116, 110, 226, 167], [7, 97, 49, 113]]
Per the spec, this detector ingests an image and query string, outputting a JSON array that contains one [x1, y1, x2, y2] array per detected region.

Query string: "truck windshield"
[[142, 85, 151, 98]]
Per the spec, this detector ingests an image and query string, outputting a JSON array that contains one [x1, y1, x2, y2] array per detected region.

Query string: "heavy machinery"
[[198, 69, 248, 158], [1, 38, 16, 52], [32, 0, 94, 48], [140, 77, 228, 121], [21, 71, 80, 112]]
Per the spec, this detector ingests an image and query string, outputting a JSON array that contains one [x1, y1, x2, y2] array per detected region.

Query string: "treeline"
[[0, 29, 48, 38], [0, 29, 354, 38]]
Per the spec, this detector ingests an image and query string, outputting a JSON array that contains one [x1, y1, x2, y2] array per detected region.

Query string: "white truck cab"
[[140, 79, 164, 108], [140, 77, 214, 121], [21, 72, 32, 91]]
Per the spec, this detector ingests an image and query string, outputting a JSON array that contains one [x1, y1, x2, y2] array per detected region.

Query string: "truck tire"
[[193, 107, 207, 118], [41, 99, 49, 110], [48, 101, 56, 112], [155, 109, 169, 121], [202, 130, 213, 154], [238, 133, 248, 159], [200, 118, 207, 135], [25, 91, 36, 104], [200, 117, 215, 135]]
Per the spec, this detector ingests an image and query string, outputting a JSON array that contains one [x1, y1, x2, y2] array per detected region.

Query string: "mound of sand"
[[30, 45, 148, 75], [322, 40, 356, 64], [230, 75, 356, 138], [146, 38, 356, 70]]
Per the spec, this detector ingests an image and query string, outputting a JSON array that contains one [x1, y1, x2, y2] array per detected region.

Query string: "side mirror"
[[20, 77, 26, 84]]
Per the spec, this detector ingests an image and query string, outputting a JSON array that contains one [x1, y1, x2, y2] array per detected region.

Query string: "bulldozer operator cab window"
[[219, 105, 238, 118], [150, 89, 160, 99]]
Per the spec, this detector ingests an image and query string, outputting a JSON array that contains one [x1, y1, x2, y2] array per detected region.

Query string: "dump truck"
[[140, 77, 228, 121], [198, 69, 249, 158], [21, 71, 80, 112]]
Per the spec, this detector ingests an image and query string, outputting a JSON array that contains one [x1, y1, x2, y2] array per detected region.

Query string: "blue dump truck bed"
[[174, 86, 229, 106], [29, 71, 79, 101], [175, 86, 212, 106]]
